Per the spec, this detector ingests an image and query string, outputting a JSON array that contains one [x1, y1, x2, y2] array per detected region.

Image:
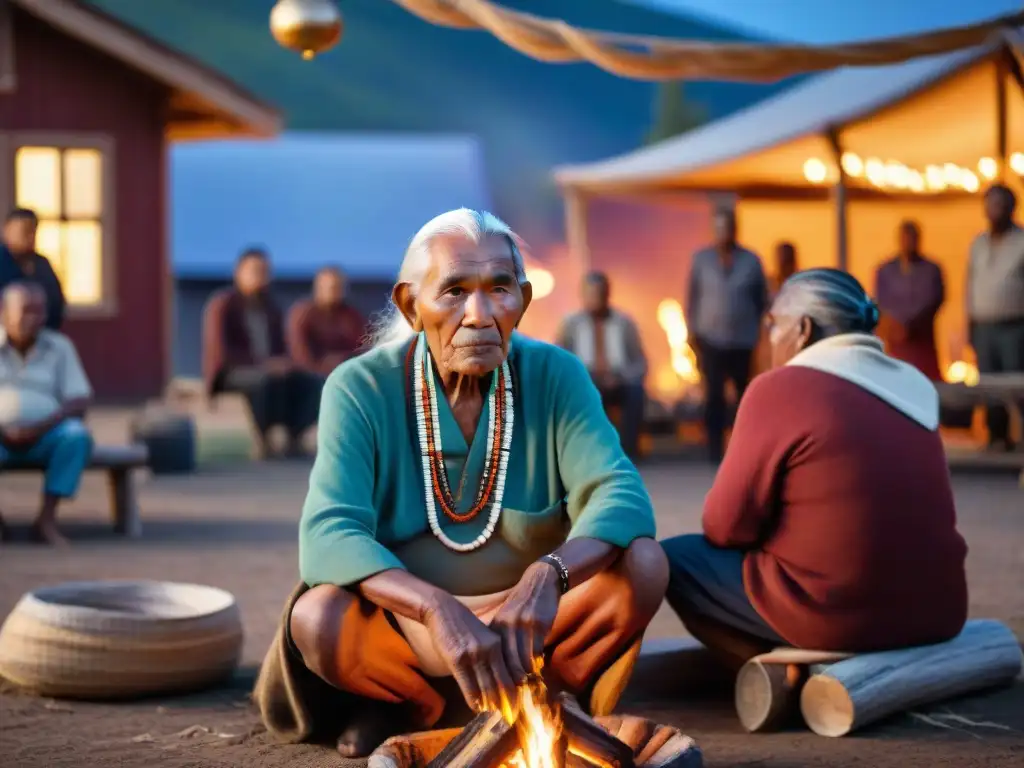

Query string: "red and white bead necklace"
[[413, 333, 513, 552]]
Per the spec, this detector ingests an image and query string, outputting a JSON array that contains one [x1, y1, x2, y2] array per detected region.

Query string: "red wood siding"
[[0, 8, 168, 400]]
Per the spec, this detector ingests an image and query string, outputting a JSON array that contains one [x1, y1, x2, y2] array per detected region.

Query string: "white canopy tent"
[[552, 36, 1024, 380], [555, 37, 1024, 267]]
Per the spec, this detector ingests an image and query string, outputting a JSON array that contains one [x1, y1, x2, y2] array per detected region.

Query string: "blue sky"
[[639, 0, 1022, 43]]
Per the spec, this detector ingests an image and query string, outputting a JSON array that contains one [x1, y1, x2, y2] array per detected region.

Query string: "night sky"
[[637, 0, 1022, 43]]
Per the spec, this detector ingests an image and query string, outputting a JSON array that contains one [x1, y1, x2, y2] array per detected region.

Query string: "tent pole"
[[826, 129, 849, 272], [996, 48, 1009, 179], [565, 188, 592, 274]]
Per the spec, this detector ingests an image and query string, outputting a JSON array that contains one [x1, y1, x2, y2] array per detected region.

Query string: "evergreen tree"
[[645, 81, 707, 145]]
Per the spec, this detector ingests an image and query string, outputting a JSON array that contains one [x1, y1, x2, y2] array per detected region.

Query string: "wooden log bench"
[[734, 619, 1022, 737], [936, 373, 1024, 485], [5, 444, 149, 538]]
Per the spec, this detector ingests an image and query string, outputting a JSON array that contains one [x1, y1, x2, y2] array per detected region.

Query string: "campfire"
[[367, 678, 702, 768], [652, 300, 700, 402]]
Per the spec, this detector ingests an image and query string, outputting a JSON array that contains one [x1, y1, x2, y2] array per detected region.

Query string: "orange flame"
[[655, 299, 700, 398], [505, 677, 563, 768]]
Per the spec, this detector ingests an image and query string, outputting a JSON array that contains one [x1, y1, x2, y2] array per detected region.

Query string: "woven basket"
[[0, 580, 243, 700]]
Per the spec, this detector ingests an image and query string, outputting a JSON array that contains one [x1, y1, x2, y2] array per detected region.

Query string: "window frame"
[[2, 132, 118, 317], [0, 0, 15, 94]]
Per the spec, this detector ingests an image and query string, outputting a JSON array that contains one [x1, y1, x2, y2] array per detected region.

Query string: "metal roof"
[[172, 132, 492, 280]]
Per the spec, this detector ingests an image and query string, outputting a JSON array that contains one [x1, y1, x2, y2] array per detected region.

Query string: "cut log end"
[[734, 660, 803, 733], [799, 674, 856, 738]]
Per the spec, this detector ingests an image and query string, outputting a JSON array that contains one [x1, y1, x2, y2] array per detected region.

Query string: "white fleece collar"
[[786, 333, 939, 430]]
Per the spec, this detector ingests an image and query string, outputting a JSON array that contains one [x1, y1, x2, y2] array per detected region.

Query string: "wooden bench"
[[936, 373, 1024, 486], [5, 444, 149, 538]]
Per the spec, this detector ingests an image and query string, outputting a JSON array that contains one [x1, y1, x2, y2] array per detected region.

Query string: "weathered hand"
[[422, 592, 517, 714], [490, 561, 561, 685]]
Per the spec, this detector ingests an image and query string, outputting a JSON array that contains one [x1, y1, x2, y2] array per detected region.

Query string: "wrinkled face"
[[765, 308, 812, 368], [581, 279, 609, 314], [984, 189, 1014, 226], [713, 212, 736, 248], [235, 254, 270, 296], [2, 287, 46, 345], [898, 224, 920, 255], [397, 233, 532, 378], [3, 218, 37, 255], [314, 270, 345, 306]]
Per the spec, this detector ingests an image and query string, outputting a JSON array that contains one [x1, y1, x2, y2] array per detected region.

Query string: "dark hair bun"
[[862, 299, 880, 332]]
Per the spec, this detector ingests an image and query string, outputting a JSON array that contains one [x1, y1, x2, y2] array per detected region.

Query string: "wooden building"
[[0, 0, 279, 399]]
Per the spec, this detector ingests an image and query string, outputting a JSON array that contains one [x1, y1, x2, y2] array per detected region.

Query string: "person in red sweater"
[[662, 268, 968, 668]]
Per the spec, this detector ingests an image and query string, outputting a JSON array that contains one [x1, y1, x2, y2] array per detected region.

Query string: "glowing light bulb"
[[840, 152, 864, 177], [885, 162, 909, 189], [925, 165, 946, 191], [943, 163, 961, 186], [1010, 152, 1024, 175], [864, 157, 886, 187], [908, 169, 925, 192], [803, 158, 828, 184], [977, 157, 998, 180], [961, 170, 980, 193]]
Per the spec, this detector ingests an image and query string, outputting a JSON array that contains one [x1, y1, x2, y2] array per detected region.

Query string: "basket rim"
[[14, 580, 238, 625]]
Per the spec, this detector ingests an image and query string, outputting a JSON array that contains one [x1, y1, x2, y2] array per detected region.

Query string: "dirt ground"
[[1, 460, 1022, 768]]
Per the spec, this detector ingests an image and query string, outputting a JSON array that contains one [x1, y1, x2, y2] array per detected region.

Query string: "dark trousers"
[[661, 533, 783, 644], [596, 379, 645, 459], [222, 367, 322, 440], [971, 320, 1024, 445], [696, 343, 754, 461]]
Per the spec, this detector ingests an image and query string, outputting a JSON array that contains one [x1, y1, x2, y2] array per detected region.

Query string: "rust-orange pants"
[[293, 538, 668, 727]]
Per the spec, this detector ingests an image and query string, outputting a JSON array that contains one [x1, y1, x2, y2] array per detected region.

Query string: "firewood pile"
[[367, 690, 702, 768]]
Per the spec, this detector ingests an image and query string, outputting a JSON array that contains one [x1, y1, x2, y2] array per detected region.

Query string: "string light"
[[803, 158, 828, 184], [802, 151, 1022, 192], [977, 157, 998, 180]]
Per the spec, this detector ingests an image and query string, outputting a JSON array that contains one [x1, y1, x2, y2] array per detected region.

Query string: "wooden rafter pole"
[[565, 188, 593, 275], [826, 128, 849, 272]]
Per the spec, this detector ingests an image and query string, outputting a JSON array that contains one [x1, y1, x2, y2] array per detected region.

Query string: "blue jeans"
[[0, 419, 93, 498], [661, 533, 783, 643]]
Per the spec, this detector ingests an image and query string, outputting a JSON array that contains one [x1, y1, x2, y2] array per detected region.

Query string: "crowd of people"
[[0, 191, 1019, 757], [559, 184, 1023, 462]]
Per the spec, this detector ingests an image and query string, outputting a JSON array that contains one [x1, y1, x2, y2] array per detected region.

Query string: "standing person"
[[769, 242, 799, 298], [202, 247, 317, 458], [556, 272, 647, 460], [0, 209, 65, 330], [686, 207, 768, 462], [287, 266, 368, 378], [874, 220, 945, 381], [967, 184, 1024, 452], [0, 282, 93, 546]]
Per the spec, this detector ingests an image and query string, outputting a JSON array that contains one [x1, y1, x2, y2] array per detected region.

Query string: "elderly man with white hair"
[[0, 281, 93, 545], [255, 209, 668, 757]]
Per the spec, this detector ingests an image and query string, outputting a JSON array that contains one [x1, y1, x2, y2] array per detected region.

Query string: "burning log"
[[377, 684, 702, 768], [425, 710, 519, 768], [559, 693, 635, 768]]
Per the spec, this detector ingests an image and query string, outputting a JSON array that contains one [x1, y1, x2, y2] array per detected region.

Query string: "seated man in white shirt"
[[556, 271, 648, 459], [0, 282, 93, 545]]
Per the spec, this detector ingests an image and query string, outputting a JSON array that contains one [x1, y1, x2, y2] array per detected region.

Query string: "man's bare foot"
[[336, 702, 413, 758], [30, 520, 69, 547]]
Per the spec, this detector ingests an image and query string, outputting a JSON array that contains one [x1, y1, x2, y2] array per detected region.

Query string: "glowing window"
[[14, 146, 106, 306]]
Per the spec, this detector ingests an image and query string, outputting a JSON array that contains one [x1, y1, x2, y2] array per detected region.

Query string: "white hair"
[[369, 208, 529, 347]]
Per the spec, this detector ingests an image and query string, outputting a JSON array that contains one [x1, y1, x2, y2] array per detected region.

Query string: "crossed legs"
[[287, 538, 668, 756]]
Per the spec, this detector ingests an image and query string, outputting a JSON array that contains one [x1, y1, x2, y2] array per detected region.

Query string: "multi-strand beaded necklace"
[[410, 333, 514, 552]]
